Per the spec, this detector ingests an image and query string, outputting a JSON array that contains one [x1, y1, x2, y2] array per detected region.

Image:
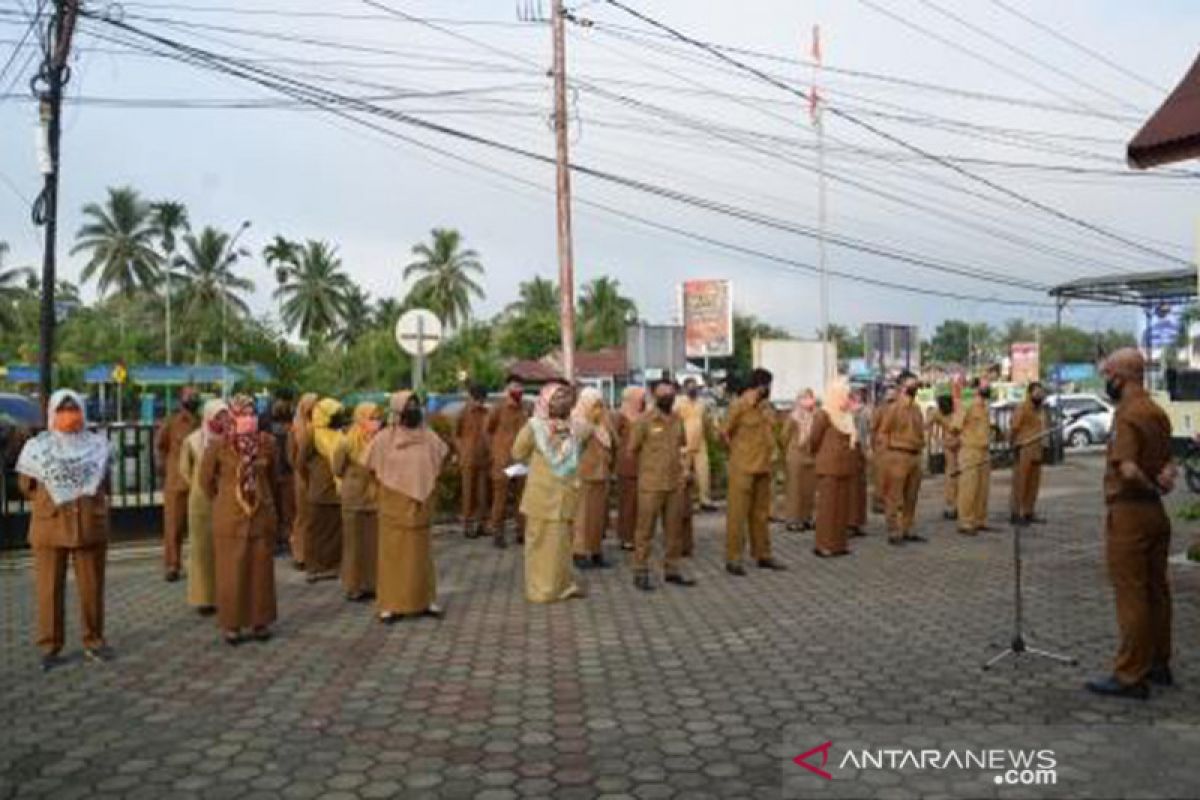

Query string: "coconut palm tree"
[[72, 186, 162, 297], [263, 234, 301, 284], [335, 285, 374, 348], [402, 228, 484, 328], [173, 227, 255, 361], [504, 275, 558, 319], [374, 296, 403, 329], [150, 200, 190, 364], [578, 276, 637, 348], [0, 241, 33, 329], [274, 240, 353, 348]]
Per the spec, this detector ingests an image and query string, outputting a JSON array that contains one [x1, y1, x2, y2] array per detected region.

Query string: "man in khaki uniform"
[[487, 376, 528, 548], [956, 379, 993, 535], [455, 384, 491, 539], [878, 373, 926, 544], [675, 378, 716, 511], [869, 385, 896, 515], [722, 369, 787, 575], [156, 386, 200, 581], [1009, 382, 1048, 524], [1087, 349, 1176, 699], [928, 393, 963, 520], [629, 380, 694, 590]]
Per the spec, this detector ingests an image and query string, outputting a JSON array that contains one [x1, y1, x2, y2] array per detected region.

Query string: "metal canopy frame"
[[1048, 268, 1196, 308]]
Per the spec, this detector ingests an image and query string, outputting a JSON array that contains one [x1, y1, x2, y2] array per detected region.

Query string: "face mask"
[[905, 385, 918, 398], [759, 385, 771, 402], [508, 388, 522, 402], [656, 395, 676, 413], [686, 388, 699, 400], [208, 418, 228, 436], [978, 388, 992, 400], [234, 416, 258, 436], [401, 408, 423, 428], [53, 408, 84, 433], [363, 418, 382, 435], [1031, 395, 1044, 407], [182, 398, 201, 414], [1105, 379, 1122, 402], [936, 397, 953, 416]]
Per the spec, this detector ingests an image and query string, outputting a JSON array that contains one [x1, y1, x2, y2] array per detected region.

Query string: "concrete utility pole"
[[552, 0, 576, 381], [811, 25, 830, 385], [34, 0, 79, 415]]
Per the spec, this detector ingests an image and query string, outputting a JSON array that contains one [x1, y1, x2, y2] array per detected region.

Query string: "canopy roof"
[[1049, 269, 1196, 307], [1127, 52, 1200, 169]]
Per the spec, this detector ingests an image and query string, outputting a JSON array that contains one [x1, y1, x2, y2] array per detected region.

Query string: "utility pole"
[[34, 0, 78, 416], [810, 25, 830, 387], [552, 0, 576, 382]]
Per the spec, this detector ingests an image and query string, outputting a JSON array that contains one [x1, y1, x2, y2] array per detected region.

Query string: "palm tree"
[[150, 200, 190, 364], [374, 296, 403, 329], [274, 240, 353, 347], [0, 241, 33, 329], [335, 285, 374, 348], [402, 228, 484, 328], [578, 276, 637, 348], [263, 234, 301, 284], [504, 275, 558, 318], [72, 186, 162, 297], [173, 227, 255, 362]]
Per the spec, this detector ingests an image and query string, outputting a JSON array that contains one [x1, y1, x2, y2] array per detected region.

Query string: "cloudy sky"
[[0, 0, 1196, 340]]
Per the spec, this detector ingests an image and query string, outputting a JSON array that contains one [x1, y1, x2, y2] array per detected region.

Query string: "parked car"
[[1047, 394, 1113, 448], [0, 392, 40, 429]]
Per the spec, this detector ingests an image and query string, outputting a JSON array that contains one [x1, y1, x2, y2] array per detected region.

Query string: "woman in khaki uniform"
[[808, 380, 857, 558], [333, 402, 383, 602], [17, 390, 113, 671], [180, 399, 230, 615], [613, 386, 645, 552], [572, 388, 616, 570], [287, 393, 318, 569], [513, 381, 587, 603], [366, 391, 449, 623], [848, 389, 871, 537], [200, 395, 279, 645], [783, 389, 818, 532], [299, 398, 344, 582]]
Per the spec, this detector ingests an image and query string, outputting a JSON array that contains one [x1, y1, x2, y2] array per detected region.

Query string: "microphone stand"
[[949, 419, 1078, 671]]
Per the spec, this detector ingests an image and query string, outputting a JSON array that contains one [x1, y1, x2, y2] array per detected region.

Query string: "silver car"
[[1047, 394, 1113, 448]]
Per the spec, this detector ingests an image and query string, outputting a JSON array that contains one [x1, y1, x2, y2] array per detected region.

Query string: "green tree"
[[1000, 318, 1037, 347], [150, 201, 190, 259], [172, 226, 255, 361], [263, 235, 301, 284], [816, 323, 864, 360], [72, 186, 162, 298], [274, 240, 353, 348], [497, 313, 561, 361], [374, 297, 403, 329], [928, 320, 970, 364], [403, 228, 484, 327], [505, 276, 558, 318], [0, 241, 32, 329], [578, 276, 637, 349], [335, 285, 374, 348]]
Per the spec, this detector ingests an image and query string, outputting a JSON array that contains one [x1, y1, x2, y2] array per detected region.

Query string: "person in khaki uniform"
[[613, 387, 645, 551], [287, 393, 318, 570], [455, 384, 492, 540], [807, 379, 857, 557], [869, 386, 896, 515], [722, 369, 787, 575], [847, 389, 871, 537], [299, 398, 345, 582], [572, 388, 616, 570], [956, 379, 994, 535], [180, 399, 230, 616], [629, 380, 694, 590], [488, 376, 529, 548], [782, 389, 818, 532], [878, 373, 926, 544], [676, 378, 716, 511], [17, 390, 114, 671], [1087, 349, 1176, 700], [1009, 382, 1048, 524], [333, 402, 384, 602], [928, 391, 963, 521], [200, 395, 279, 645], [155, 386, 200, 581]]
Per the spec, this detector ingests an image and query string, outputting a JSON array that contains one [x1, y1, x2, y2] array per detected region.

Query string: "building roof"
[[1127, 52, 1200, 168], [506, 347, 629, 383], [1048, 268, 1196, 306]]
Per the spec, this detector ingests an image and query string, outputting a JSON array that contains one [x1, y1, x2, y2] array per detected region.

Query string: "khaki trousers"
[[957, 447, 991, 530], [163, 488, 189, 572], [870, 455, 886, 514], [685, 447, 712, 506], [34, 544, 107, 655], [848, 456, 868, 530], [634, 487, 685, 575], [1106, 502, 1172, 685], [573, 480, 610, 557], [726, 470, 772, 564], [615, 476, 638, 546], [784, 454, 817, 524], [882, 450, 922, 538], [942, 448, 959, 512], [1012, 448, 1042, 518], [489, 475, 526, 535], [460, 465, 489, 524]]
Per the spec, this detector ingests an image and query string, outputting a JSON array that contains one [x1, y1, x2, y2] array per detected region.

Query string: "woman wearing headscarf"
[[268, 396, 296, 553], [180, 399, 230, 615], [200, 395, 279, 645], [847, 388, 872, 537], [613, 386, 645, 552], [298, 397, 344, 583], [807, 379, 857, 558], [571, 387, 616, 570], [287, 393, 318, 569], [366, 391, 449, 622], [512, 381, 587, 603], [783, 389, 819, 532], [17, 390, 113, 670], [332, 402, 383, 602]]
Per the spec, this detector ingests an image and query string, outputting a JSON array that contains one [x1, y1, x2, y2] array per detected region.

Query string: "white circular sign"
[[395, 309, 444, 356]]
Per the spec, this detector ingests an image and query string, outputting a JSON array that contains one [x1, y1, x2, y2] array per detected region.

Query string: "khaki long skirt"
[[376, 524, 436, 615], [213, 535, 277, 631], [341, 509, 378, 596], [572, 481, 609, 557], [525, 517, 580, 603], [186, 488, 216, 608], [305, 503, 343, 576]]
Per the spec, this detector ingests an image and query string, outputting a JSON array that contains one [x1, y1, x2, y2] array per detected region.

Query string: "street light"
[[221, 220, 252, 397]]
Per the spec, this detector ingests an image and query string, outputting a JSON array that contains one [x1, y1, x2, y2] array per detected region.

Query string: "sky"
[[0, 0, 1197, 342]]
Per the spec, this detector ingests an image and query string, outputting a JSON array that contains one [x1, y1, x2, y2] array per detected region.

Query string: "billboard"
[[752, 339, 837, 402], [862, 323, 920, 374], [1010, 342, 1039, 384], [626, 323, 687, 379], [1139, 304, 1184, 359], [681, 279, 733, 358]]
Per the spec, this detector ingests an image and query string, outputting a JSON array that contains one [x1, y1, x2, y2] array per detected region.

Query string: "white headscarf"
[[16, 389, 111, 505], [186, 399, 230, 458]]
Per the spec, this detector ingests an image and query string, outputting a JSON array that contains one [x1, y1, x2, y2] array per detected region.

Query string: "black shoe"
[[725, 562, 747, 577], [196, 606, 216, 617], [1148, 664, 1175, 687], [756, 558, 787, 571], [573, 555, 593, 571], [292, 560, 305, 572], [516, 534, 525, 545], [1085, 675, 1149, 700], [849, 527, 866, 538], [39, 653, 61, 673], [223, 632, 243, 647], [591, 554, 612, 569], [251, 628, 272, 642], [801, 521, 814, 531], [903, 534, 927, 543], [634, 573, 655, 591], [699, 503, 718, 513], [493, 535, 507, 550], [422, 605, 444, 619], [785, 523, 801, 533], [942, 510, 957, 521], [1026, 515, 1046, 525], [165, 570, 180, 583], [888, 537, 905, 546], [84, 645, 115, 663], [664, 573, 696, 587], [379, 613, 402, 625], [1010, 512, 1021, 524]]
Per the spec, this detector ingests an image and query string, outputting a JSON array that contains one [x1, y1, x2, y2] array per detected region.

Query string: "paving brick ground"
[[2, 452, 1199, 799]]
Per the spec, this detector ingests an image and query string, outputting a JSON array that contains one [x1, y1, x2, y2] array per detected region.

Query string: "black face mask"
[[759, 385, 772, 402], [1105, 379, 1122, 402], [936, 397, 953, 416], [401, 408, 423, 428], [1031, 395, 1044, 407], [656, 395, 676, 413], [182, 399, 201, 414], [978, 388, 992, 400], [687, 388, 699, 400], [905, 385, 918, 398]]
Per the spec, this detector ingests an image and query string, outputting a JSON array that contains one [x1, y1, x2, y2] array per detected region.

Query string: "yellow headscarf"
[[346, 402, 383, 464], [312, 398, 346, 466]]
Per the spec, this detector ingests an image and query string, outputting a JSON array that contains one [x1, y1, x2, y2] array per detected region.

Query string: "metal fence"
[[926, 405, 1065, 474], [1, 423, 163, 549]]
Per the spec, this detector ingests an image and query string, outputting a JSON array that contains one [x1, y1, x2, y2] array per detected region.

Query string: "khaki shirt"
[[870, 402, 891, 450], [1105, 385, 1172, 505], [613, 413, 641, 479], [487, 401, 528, 476], [20, 477, 110, 549], [513, 422, 579, 522], [332, 442, 378, 512], [961, 401, 992, 450], [880, 397, 925, 453], [674, 396, 712, 454], [156, 409, 198, 494], [929, 407, 964, 452], [200, 434, 279, 540], [299, 435, 340, 505], [629, 408, 685, 492], [724, 395, 774, 475], [1009, 400, 1047, 464], [578, 423, 616, 483], [807, 410, 857, 477], [455, 403, 491, 468]]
